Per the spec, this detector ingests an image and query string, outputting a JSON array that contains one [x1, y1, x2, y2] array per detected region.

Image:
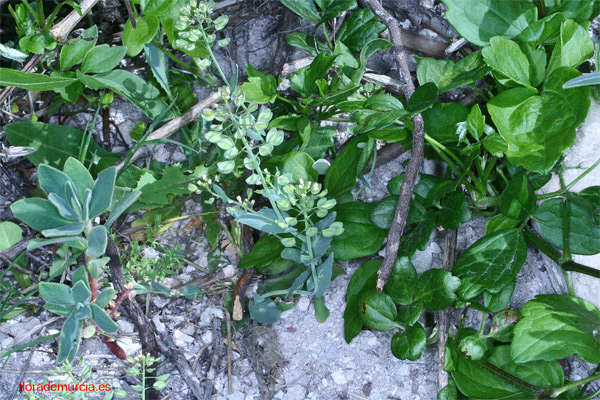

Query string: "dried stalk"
[[361, 0, 426, 292], [438, 229, 457, 392]]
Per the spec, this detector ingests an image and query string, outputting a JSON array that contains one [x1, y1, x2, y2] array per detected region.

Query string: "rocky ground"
[[1, 1, 599, 399]]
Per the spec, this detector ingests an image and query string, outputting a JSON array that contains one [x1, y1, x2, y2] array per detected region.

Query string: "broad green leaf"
[[137, 165, 189, 206], [285, 32, 329, 56], [438, 191, 472, 229], [280, 0, 320, 22], [238, 234, 284, 269], [453, 229, 527, 299], [122, 16, 159, 57], [303, 126, 335, 159], [81, 70, 169, 119], [511, 295, 600, 364], [57, 312, 82, 363], [63, 157, 94, 205], [71, 281, 92, 304], [466, 104, 485, 140], [5, 122, 118, 170], [242, 64, 277, 104], [422, 102, 470, 144], [290, 53, 336, 97], [316, 0, 357, 23], [231, 208, 296, 235], [324, 135, 367, 198], [545, 0, 597, 22], [86, 225, 107, 258], [397, 302, 423, 326], [96, 288, 116, 309], [314, 296, 330, 322], [370, 195, 426, 230], [145, 42, 172, 98], [19, 33, 57, 55], [60, 25, 98, 70], [489, 309, 519, 342], [80, 45, 127, 74], [39, 282, 75, 306], [346, 260, 380, 304], [37, 164, 73, 200], [384, 257, 417, 305], [482, 37, 533, 89], [89, 303, 119, 333], [483, 281, 515, 313], [563, 72, 600, 88], [391, 322, 426, 361], [42, 222, 84, 238], [407, 82, 438, 115], [416, 51, 488, 94], [313, 253, 334, 297], [533, 198, 600, 255], [360, 290, 397, 331], [388, 173, 441, 198], [414, 269, 460, 311], [0, 43, 27, 62], [266, 151, 317, 183], [514, 12, 565, 44], [0, 68, 76, 91], [248, 295, 282, 323], [459, 334, 492, 360], [487, 68, 590, 173], [397, 212, 436, 257], [493, 345, 563, 388], [11, 198, 74, 231], [106, 190, 141, 228], [142, 0, 178, 16], [547, 20, 595, 77], [336, 8, 386, 52], [500, 172, 536, 219], [89, 167, 117, 218], [441, 0, 537, 47], [0, 221, 22, 251], [331, 202, 386, 260]]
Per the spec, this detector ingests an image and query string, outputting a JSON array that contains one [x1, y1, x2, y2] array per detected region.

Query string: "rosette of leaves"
[[10, 157, 140, 362]]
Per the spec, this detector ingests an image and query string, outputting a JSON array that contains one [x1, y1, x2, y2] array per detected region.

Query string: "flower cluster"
[[173, 0, 230, 62]]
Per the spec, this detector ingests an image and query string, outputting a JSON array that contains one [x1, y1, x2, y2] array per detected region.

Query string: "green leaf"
[[96, 288, 115, 309], [546, 0, 597, 22], [0, 68, 77, 91], [314, 296, 330, 323], [466, 104, 485, 140], [533, 198, 600, 255], [414, 269, 460, 311], [57, 312, 82, 363], [459, 334, 492, 360], [453, 229, 527, 300], [324, 135, 367, 198], [80, 45, 127, 74], [145, 42, 172, 98], [397, 302, 423, 326], [285, 32, 329, 56], [137, 165, 189, 206], [344, 260, 379, 342], [290, 53, 336, 97], [106, 190, 141, 228], [482, 37, 533, 89], [407, 82, 438, 115], [388, 173, 441, 198], [384, 257, 417, 305], [438, 191, 472, 229], [316, 0, 357, 23], [483, 281, 515, 313], [60, 25, 98, 70], [89, 303, 119, 333], [422, 102, 470, 144], [280, 0, 320, 22], [500, 172, 536, 220], [89, 167, 117, 218], [514, 12, 565, 45], [0, 43, 28, 62], [416, 51, 488, 94], [39, 282, 75, 306], [359, 289, 397, 331], [142, 0, 178, 16], [370, 195, 425, 230], [489, 309, 519, 342], [512, 295, 600, 363], [0, 221, 22, 251], [80, 70, 169, 120], [122, 16, 159, 57], [487, 67, 590, 173], [337, 8, 386, 52], [391, 322, 426, 361], [11, 198, 74, 231], [397, 212, 436, 258], [311, 253, 334, 297], [249, 295, 282, 323], [5, 122, 118, 170], [440, 0, 537, 47], [19, 33, 57, 55], [547, 20, 595, 76], [331, 202, 386, 260], [266, 151, 317, 183], [563, 71, 600, 88], [86, 225, 107, 258], [63, 157, 94, 204], [71, 281, 92, 304], [238, 234, 284, 269]]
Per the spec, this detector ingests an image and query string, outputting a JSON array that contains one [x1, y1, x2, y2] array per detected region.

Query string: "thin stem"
[[479, 311, 487, 335], [552, 374, 600, 397], [537, 157, 600, 200], [322, 24, 334, 49]]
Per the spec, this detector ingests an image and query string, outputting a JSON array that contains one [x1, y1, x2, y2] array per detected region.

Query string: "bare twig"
[[438, 229, 457, 392], [114, 94, 220, 171], [361, 0, 426, 292], [0, 234, 35, 269]]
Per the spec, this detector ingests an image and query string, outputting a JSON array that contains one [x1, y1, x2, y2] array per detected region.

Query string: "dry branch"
[[361, 0, 426, 292]]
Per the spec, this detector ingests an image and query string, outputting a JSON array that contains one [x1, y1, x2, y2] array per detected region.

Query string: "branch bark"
[[361, 0, 426, 292]]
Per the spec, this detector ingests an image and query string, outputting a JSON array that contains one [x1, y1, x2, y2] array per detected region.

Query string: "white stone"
[[296, 296, 310, 312], [321, 378, 328, 388], [200, 307, 224, 325], [201, 330, 213, 345], [152, 315, 166, 333], [181, 324, 195, 336], [331, 370, 347, 385], [173, 330, 194, 346], [117, 319, 134, 333]]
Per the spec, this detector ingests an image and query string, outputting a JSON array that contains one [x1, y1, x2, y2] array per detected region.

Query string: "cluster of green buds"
[[202, 91, 284, 176], [173, 0, 230, 64]]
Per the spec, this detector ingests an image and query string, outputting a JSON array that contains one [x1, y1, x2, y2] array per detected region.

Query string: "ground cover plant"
[[0, 0, 599, 398]]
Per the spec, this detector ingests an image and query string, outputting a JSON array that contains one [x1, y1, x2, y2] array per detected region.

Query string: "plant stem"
[[478, 360, 541, 395], [537, 157, 600, 200], [322, 24, 334, 49], [551, 374, 600, 397], [537, 0, 547, 18], [151, 39, 197, 75], [522, 227, 599, 278]]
